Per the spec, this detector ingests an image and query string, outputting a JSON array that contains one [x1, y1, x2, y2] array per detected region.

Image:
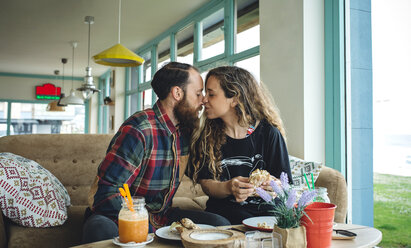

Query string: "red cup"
[[301, 202, 337, 248]]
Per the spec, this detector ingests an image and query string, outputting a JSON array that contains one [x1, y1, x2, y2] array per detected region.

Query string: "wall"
[[0, 75, 82, 101], [260, 0, 325, 162], [113, 68, 125, 131]]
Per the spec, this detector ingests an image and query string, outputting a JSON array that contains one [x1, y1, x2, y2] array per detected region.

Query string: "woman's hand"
[[227, 176, 255, 202], [259, 176, 281, 198]]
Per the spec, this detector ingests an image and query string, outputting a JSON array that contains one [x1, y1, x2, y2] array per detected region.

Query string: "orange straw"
[[123, 184, 134, 207], [119, 187, 134, 212]]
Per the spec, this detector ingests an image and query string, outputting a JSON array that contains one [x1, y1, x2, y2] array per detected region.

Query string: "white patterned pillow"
[[0, 152, 70, 227], [289, 155, 323, 196]]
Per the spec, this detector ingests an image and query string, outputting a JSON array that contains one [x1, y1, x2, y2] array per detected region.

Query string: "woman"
[[188, 66, 292, 224]]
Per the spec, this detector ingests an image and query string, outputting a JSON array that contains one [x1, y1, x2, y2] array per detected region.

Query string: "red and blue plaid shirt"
[[91, 101, 189, 229]]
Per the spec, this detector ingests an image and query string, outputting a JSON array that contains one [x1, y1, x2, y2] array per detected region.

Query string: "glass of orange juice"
[[118, 196, 148, 243]]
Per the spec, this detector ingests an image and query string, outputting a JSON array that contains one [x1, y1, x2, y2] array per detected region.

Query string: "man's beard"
[[174, 96, 201, 136]]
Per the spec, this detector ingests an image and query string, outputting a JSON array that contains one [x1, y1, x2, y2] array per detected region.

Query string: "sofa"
[[0, 134, 347, 248]]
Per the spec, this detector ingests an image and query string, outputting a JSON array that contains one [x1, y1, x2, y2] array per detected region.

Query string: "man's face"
[[174, 68, 204, 133]]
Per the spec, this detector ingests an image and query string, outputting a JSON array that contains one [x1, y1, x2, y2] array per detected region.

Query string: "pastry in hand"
[[249, 169, 271, 187]]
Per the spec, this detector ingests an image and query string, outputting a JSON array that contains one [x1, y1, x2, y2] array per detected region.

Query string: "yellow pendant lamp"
[[93, 0, 144, 67]]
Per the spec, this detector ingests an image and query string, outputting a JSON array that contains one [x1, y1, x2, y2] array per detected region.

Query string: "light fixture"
[[46, 100, 65, 112], [60, 42, 84, 105], [47, 63, 66, 112], [54, 69, 67, 107], [77, 16, 100, 100], [57, 59, 68, 106], [92, 0, 144, 67]]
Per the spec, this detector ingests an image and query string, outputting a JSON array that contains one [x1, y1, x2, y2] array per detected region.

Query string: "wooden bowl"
[[181, 229, 245, 248]]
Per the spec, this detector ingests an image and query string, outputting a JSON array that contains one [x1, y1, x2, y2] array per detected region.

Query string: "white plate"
[[155, 224, 215, 241], [242, 216, 277, 232], [112, 234, 154, 247]]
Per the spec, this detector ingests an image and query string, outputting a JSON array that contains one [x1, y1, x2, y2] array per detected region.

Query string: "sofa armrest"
[[315, 166, 348, 223], [0, 213, 7, 248]]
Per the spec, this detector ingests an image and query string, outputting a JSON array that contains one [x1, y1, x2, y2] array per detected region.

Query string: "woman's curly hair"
[[188, 66, 286, 184]]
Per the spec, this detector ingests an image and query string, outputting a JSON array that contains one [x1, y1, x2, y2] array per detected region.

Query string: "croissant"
[[249, 169, 271, 187]]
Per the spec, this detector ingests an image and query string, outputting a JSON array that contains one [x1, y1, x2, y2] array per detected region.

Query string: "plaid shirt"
[[91, 101, 189, 229]]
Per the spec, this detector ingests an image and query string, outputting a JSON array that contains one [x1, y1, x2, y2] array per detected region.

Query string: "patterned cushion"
[[0, 152, 70, 227], [289, 155, 323, 192]]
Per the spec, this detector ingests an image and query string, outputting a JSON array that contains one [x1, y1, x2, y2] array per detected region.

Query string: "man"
[[82, 62, 230, 244]]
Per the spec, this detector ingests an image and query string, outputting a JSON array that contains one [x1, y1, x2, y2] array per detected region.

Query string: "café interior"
[[0, 0, 375, 246]]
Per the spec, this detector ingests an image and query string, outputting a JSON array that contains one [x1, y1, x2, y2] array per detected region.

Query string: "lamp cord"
[[118, 0, 121, 44], [88, 21, 91, 68], [72, 45, 75, 89]]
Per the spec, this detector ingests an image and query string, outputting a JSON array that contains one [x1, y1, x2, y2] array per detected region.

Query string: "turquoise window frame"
[[324, 0, 346, 176], [97, 70, 111, 134], [124, 0, 260, 116]]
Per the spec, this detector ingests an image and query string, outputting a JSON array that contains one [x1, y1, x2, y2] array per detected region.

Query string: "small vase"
[[273, 225, 307, 248]]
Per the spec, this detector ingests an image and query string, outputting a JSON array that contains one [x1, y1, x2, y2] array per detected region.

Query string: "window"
[[236, 0, 259, 53], [4, 102, 85, 135], [177, 24, 195, 64], [235, 55, 260, 82], [158, 37, 171, 69], [141, 51, 152, 83], [129, 92, 139, 116], [129, 67, 138, 91], [201, 8, 225, 60], [140, 89, 153, 110], [126, 0, 260, 113], [0, 101, 8, 137]]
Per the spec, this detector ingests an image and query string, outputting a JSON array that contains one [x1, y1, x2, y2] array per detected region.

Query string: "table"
[[331, 223, 382, 248], [71, 223, 382, 248]]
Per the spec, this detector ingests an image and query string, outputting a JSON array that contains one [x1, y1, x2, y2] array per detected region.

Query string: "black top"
[[198, 119, 292, 208]]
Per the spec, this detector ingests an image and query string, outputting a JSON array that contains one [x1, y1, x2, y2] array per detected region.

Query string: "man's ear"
[[171, 86, 184, 101]]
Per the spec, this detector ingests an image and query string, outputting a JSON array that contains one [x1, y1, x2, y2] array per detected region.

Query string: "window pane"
[[141, 89, 153, 110], [0, 102, 7, 137], [130, 67, 138, 90], [10, 102, 85, 134], [177, 24, 194, 64], [158, 37, 171, 69], [142, 51, 152, 83], [129, 93, 138, 115], [201, 8, 225, 60], [235, 55, 260, 83], [236, 0, 259, 53]]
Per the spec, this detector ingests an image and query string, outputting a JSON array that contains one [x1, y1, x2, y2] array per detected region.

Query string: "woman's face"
[[203, 76, 235, 119]]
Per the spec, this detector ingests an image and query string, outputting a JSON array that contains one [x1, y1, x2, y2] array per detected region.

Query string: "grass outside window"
[[374, 173, 411, 248]]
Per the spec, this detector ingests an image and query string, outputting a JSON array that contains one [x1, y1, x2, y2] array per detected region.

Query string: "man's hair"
[[151, 62, 199, 100]]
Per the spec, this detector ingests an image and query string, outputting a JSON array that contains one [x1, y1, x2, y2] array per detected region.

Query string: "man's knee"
[[82, 214, 118, 244]]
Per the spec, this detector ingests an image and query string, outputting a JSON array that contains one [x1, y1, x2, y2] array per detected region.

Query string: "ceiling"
[[0, 0, 208, 78]]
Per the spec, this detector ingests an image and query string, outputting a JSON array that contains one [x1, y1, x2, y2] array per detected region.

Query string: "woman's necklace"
[[246, 124, 256, 137]]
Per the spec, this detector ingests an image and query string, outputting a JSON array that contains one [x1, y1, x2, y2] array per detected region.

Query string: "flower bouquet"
[[255, 172, 317, 247]]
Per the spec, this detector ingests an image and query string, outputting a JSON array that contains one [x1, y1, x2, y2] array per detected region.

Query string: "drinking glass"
[[118, 196, 148, 243]]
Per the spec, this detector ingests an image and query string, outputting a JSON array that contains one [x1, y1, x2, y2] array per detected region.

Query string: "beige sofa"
[[0, 134, 347, 248]]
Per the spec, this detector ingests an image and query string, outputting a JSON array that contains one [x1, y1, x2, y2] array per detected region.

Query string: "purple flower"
[[285, 188, 297, 209], [255, 187, 273, 203], [270, 180, 283, 196], [280, 172, 290, 191], [298, 190, 317, 208]]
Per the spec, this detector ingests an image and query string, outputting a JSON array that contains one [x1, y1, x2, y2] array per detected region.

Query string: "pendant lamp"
[[47, 63, 66, 112], [93, 0, 144, 67], [46, 100, 65, 112], [77, 16, 100, 100], [55, 68, 67, 107], [60, 42, 84, 105]]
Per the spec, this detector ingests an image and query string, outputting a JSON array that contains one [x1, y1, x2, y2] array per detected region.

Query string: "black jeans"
[[206, 199, 278, 225], [81, 207, 230, 244]]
